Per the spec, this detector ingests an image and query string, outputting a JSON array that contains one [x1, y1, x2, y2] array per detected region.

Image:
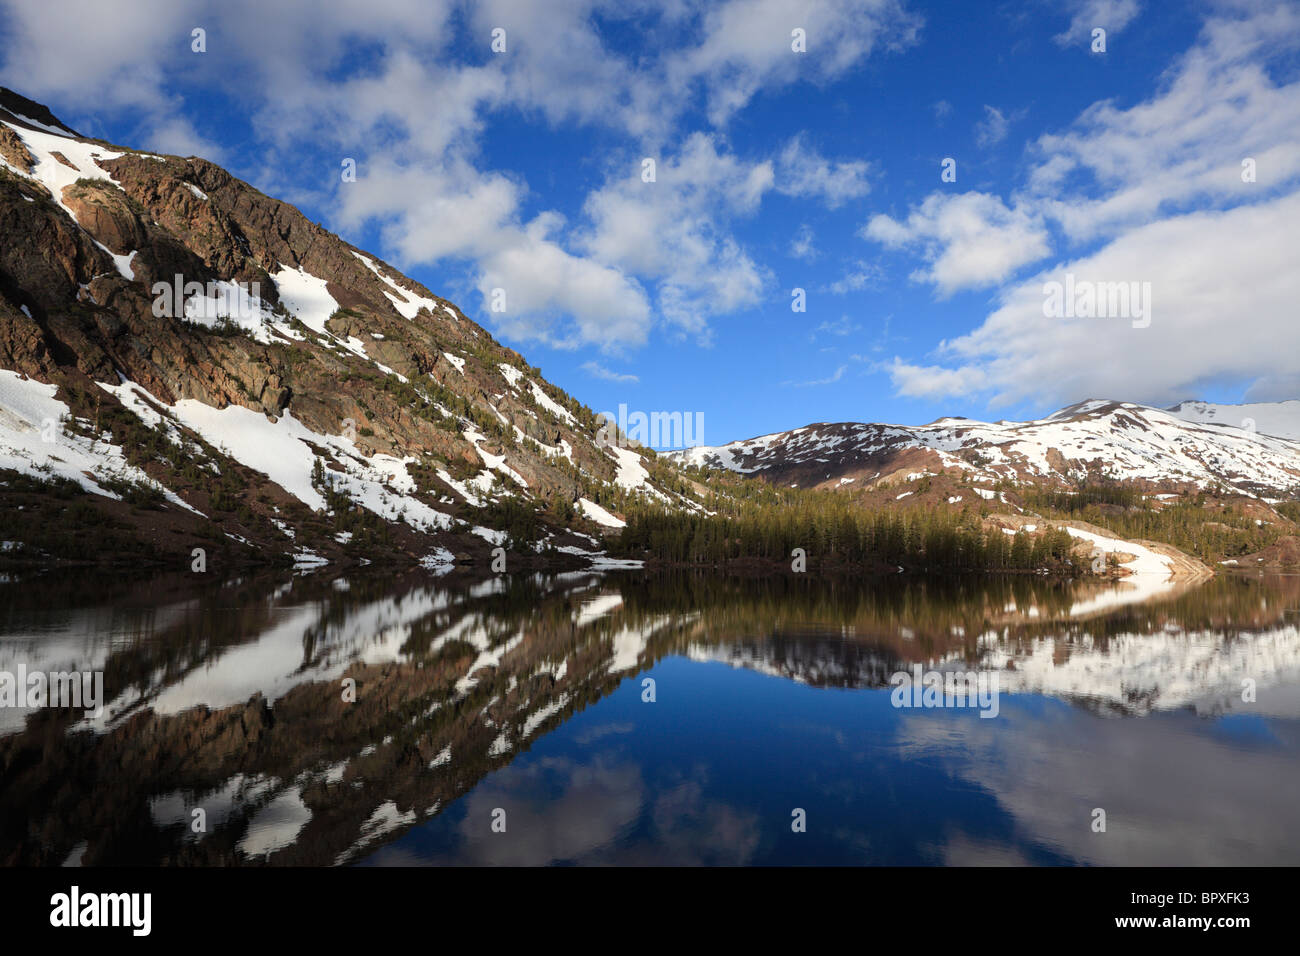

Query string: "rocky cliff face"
[[0, 89, 698, 570]]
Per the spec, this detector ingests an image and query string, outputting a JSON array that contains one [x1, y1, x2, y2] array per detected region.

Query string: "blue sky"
[[3, 0, 1298, 446]]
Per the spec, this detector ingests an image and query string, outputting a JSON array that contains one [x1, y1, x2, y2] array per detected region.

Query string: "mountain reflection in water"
[[2, 569, 1298, 866]]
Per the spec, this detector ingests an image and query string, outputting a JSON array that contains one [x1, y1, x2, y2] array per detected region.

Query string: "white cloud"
[[774, 134, 871, 207], [477, 217, 654, 350], [577, 134, 773, 338], [337, 158, 519, 264], [0, 0, 187, 110], [1031, 3, 1300, 240], [815, 315, 860, 336], [888, 190, 1300, 407], [974, 105, 1009, 147], [784, 364, 848, 387], [460, 0, 656, 137], [336, 158, 651, 349], [863, 192, 1051, 295], [789, 223, 818, 260], [664, 0, 922, 125], [0, 0, 226, 156], [1054, 0, 1141, 46], [886, 360, 986, 399], [826, 260, 881, 294], [582, 362, 640, 383], [141, 117, 229, 164]]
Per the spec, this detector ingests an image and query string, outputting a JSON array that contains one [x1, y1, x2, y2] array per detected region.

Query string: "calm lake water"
[[2, 568, 1298, 866]]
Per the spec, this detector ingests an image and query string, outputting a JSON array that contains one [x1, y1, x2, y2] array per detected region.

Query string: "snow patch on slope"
[[529, 382, 576, 426], [272, 266, 339, 336], [577, 498, 625, 528], [1, 370, 198, 513], [100, 382, 452, 532], [1, 120, 123, 221], [352, 251, 441, 320], [498, 364, 524, 389]]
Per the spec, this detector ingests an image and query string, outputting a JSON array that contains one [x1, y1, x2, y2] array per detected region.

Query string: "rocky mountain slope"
[[3, 88, 1296, 575], [671, 399, 1300, 498], [0, 88, 701, 570]]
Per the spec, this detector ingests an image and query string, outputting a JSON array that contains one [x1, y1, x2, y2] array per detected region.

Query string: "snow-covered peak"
[[673, 399, 1300, 496]]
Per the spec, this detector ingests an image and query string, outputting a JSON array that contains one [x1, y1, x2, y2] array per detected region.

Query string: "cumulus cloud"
[[477, 216, 654, 350], [577, 134, 774, 338], [865, 5, 1300, 307], [0, 0, 188, 110], [141, 117, 229, 164], [774, 134, 872, 207], [863, 192, 1051, 295], [335, 156, 652, 349], [0, 0, 226, 156], [888, 191, 1300, 407], [887, 360, 987, 399], [459, 0, 659, 138]]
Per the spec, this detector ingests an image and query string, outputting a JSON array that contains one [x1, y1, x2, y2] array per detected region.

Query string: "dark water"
[[2, 568, 1298, 866]]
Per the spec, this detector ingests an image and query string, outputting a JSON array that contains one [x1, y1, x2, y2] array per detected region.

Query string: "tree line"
[[615, 494, 1079, 573]]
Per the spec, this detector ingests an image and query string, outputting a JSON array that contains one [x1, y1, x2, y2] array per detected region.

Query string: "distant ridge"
[[670, 400, 1300, 496]]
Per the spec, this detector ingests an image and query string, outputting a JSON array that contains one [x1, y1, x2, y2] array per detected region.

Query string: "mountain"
[[3, 89, 1296, 574], [0, 89, 700, 569], [670, 399, 1300, 497]]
